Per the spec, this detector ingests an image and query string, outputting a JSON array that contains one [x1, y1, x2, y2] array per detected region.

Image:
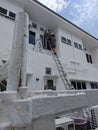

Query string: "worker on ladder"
[[44, 29, 56, 55], [49, 32, 56, 55]]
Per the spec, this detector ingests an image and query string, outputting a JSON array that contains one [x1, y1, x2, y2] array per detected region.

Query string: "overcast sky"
[[37, 0, 98, 38]]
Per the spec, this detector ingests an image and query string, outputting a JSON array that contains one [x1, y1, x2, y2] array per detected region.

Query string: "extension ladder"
[[49, 42, 74, 90]]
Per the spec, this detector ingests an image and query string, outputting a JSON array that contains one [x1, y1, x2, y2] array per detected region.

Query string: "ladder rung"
[[51, 48, 74, 90]]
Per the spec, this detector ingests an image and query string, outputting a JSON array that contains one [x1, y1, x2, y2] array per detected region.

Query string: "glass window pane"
[[86, 54, 89, 63], [29, 31, 35, 45], [90, 83, 94, 89], [74, 42, 78, 48], [94, 83, 97, 89], [82, 82, 86, 89], [66, 39, 72, 45], [61, 36, 66, 43], [77, 82, 81, 90], [89, 55, 93, 63], [78, 44, 82, 50], [71, 81, 76, 89], [9, 11, 16, 19]]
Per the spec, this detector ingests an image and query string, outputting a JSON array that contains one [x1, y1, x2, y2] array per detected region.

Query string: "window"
[[74, 42, 78, 48], [71, 81, 76, 89], [77, 82, 81, 90], [82, 82, 86, 89], [71, 81, 86, 90], [90, 82, 98, 89], [66, 39, 71, 45], [32, 23, 37, 28], [86, 53, 93, 64], [74, 42, 82, 50], [79, 44, 82, 50], [0, 7, 16, 21], [61, 36, 72, 46], [9, 11, 16, 20], [0, 7, 7, 15], [45, 67, 51, 75], [29, 31, 36, 45], [61, 36, 66, 43], [44, 80, 56, 90]]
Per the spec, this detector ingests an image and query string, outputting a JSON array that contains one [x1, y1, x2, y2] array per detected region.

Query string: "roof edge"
[[33, 0, 98, 41]]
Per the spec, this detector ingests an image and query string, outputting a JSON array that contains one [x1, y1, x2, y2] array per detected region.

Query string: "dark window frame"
[[45, 67, 51, 75], [61, 36, 72, 46], [32, 23, 37, 29], [29, 31, 36, 45], [44, 79, 56, 90], [71, 81, 86, 90], [0, 7, 7, 16], [9, 11, 16, 20], [86, 53, 93, 64], [74, 42, 82, 50], [90, 82, 98, 89]]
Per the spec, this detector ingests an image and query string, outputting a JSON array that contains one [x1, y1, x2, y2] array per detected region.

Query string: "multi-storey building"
[[0, 0, 98, 91]]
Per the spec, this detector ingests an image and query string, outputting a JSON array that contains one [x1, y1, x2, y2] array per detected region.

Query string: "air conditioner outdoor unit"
[[55, 117, 75, 130]]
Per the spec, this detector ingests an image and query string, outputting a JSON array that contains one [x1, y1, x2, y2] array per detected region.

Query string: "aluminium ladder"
[[90, 109, 97, 130], [49, 42, 74, 90], [33, 38, 74, 90]]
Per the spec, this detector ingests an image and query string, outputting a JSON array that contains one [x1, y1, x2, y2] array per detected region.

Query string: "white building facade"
[[0, 0, 98, 91]]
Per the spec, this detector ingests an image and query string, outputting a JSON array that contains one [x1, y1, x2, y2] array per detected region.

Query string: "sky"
[[37, 0, 98, 39]]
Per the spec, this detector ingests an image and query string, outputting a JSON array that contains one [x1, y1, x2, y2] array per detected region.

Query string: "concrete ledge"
[[0, 91, 16, 124], [56, 89, 98, 106], [10, 99, 32, 127], [10, 93, 87, 127], [31, 93, 86, 119]]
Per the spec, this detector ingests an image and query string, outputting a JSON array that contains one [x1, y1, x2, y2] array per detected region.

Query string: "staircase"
[[0, 61, 8, 82], [0, 61, 8, 91]]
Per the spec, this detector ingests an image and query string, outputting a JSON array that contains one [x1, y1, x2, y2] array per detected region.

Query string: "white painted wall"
[[0, 0, 23, 64], [0, 16, 14, 62], [0, 0, 98, 91], [26, 50, 65, 90], [0, 0, 23, 13], [58, 27, 98, 86]]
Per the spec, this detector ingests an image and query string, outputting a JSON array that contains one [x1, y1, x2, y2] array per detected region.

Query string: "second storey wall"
[[58, 27, 98, 82], [0, 0, 23, 63], [58, 27, 87, 70]]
